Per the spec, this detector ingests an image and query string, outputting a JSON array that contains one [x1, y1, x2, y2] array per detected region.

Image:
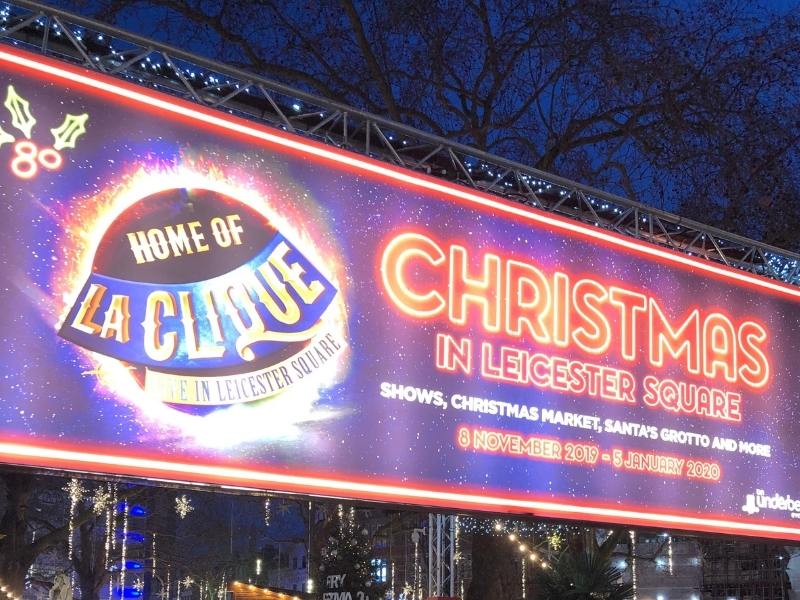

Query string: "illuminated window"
[[371, 559, 387, 583]]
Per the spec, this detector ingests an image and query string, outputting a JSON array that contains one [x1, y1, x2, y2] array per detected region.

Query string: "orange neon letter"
[[380, 233, 446, 317], [609, 287, 647, 362], [738, 321, 769, 389], [572, 279, 611, 354], [505, 260, 552, 344], [648, 299, 700, 374], [448, 246, 502, 332], [702, 313, 737, 383]]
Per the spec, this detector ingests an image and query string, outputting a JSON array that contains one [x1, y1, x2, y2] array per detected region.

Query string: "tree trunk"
[[0, 473, 35, 598], [79, 575, 102, 600], [75, 519, 106, 600], [466, 534, 520, 600]]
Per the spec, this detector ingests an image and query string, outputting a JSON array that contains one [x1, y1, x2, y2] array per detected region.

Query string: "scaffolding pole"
[[428, 514, 456, 598]]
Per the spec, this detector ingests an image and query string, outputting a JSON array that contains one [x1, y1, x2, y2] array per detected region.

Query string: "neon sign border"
[[2, 44, 799, 540]]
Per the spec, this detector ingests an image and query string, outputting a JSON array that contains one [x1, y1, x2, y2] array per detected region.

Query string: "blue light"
[[115, 588, 142, 598], [129, 505, 147, 517], [128, 532, 145, 543], [117, 531, 145, 543], [110, 560, 144, 571]]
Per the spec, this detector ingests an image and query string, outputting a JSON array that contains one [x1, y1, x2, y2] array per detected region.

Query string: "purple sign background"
[[1, 46, 799, 540]]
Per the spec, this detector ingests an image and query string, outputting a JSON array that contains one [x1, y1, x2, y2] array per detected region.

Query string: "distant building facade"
[[265, 542, 308, 593]]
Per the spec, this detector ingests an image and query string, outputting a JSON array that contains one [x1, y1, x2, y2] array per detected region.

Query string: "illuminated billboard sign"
[[1, 46, 799, 540]]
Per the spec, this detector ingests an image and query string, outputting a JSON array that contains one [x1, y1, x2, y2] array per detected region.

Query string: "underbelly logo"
[[59, 186, 344, 412], [742, 489, 800, 519]]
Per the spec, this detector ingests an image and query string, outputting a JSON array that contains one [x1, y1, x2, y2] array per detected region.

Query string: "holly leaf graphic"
[[0, 125, 14, 148], [4, 85, 36, 139], [51, 113, 88, 150]]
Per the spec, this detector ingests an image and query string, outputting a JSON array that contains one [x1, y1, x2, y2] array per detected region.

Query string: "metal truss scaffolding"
[[428, 514, 456, 598], [3, 0, 800, 287], [701, 541, 788, 599]]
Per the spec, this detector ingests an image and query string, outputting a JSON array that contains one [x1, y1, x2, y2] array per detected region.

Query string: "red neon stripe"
[[0, 442, 798, 540]]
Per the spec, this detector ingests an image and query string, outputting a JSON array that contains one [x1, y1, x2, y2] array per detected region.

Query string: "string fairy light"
[[104, 485, 114, 596], [629, 530, 637, 600], [108, 485, 119, 600], [415, 538, 421, 600], [484, 519, 557, 599], [111, 484, 118, 550], [549, 532, 562, 551], [108, 542, 114, 598], [64, 478, 85, 585], [91, 485, 112, 515], [348, 506, 356, 535], [667, 534, 673, 576], [493, 521, 550, 565], [411, 529, 421, 600], [26, 530, 36, 590], [402, 583, 413, 599], [264, 498, 271, 528], [454, 516, 464, 599], [467, 517, 578, 539], [307, 500, 313, 595], [175, 494, 194, 519], [121, 500, 129, 596]]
